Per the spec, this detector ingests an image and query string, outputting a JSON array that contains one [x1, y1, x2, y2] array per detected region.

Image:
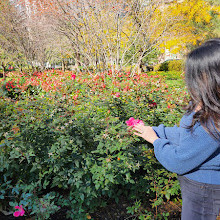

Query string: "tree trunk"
[[2, 64, 7, 79], [19, 64, 23, 72], [75, 52, 80, 72], [61, 59, 66, 71], [139, 61, 145, 73], [31, 65, 36, 72]]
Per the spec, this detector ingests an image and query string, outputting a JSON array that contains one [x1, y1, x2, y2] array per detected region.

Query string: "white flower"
[[103, 134, 109, 139], [3, 132, 8, 137]]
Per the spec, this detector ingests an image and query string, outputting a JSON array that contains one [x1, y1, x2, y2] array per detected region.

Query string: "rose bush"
[[126, 117, 144, 127], [13, 205, 25, 217], [0, 70, 188, 219]]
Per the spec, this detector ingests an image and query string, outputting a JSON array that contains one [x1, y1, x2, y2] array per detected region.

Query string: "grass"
[[165, 79, 185, 88]]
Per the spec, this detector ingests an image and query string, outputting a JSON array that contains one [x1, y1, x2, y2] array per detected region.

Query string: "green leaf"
[[79, 193, 84, 201]]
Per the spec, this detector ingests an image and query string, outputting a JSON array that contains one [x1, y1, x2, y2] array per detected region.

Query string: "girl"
[[133, 38, 220, 220]]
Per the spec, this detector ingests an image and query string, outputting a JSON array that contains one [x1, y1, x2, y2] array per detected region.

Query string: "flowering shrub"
[[13, 205, 25, 217], [126, 117, 144, 127], [1, 70, 73, 99], [1, 79, 21, 99], [0, 70, 188, 219]]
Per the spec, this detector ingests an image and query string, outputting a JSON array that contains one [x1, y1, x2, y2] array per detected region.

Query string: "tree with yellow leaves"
[[49, 0, 219, 73], [1, 0, 219, 73], [158, 0, 220, 54]]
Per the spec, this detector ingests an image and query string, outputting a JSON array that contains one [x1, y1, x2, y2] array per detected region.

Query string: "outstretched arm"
[[152, 124, 180, 145], [152, 124, 219, 174], [133, 124, 159, 144], [133, 115, 219, 175], [133, 123, 180, 146]]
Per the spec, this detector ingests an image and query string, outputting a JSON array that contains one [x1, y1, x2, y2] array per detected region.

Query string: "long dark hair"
[[185, 38, 220, 140]]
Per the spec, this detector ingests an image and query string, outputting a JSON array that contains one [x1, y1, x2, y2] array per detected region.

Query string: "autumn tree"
[[21, 0, 176, 74], [0, 0, 33, 70], [0, 0, 57, 72], [159, 0, 220, 53], [28, 0, 218, 74], [0, 0, 22, 75], [1, 0, 219, 74]]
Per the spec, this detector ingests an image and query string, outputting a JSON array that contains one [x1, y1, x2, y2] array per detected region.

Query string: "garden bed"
[[0, 70, 187, 219]]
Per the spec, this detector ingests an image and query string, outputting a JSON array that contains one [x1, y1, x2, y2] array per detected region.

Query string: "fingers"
[[132, 126, 142, 133], [134, 124, 145, 129], [128, 124, 150, 138], [133, 124, 145, 131], [133, 124, 149, 132], [133, 132, 143, 137]]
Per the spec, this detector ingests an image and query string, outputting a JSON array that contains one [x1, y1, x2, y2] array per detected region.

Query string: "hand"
[[132, 124, 159, 144]]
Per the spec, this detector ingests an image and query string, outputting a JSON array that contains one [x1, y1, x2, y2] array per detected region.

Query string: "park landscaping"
[[0, 70, 188, 219], [0, 0, 219, 218]]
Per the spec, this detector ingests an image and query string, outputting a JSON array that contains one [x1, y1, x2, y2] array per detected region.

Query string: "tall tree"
[[0, 0, 56, 72], [1, 0, 219, 74], [159, 0, 220, 53]]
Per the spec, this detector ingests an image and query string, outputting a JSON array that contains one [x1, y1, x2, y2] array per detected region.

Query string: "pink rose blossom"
[[71, 74, 76, 79], [115, 92, 120, 97], [126, 117, 144, 127], [13, 205, 25, 217]]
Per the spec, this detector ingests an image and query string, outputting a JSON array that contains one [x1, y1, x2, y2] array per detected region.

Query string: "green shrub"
[[153, 64, 161, 72], [1, 80, 21, 99], [158, 61, 169, 71], [157, 60, 184, 72], [168, 60, 184, 72], [0, 71, 188, 219]]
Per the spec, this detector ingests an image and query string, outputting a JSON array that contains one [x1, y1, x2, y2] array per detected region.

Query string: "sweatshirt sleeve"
[[152, 124, 180, 145], [153, 115, 220, 175]]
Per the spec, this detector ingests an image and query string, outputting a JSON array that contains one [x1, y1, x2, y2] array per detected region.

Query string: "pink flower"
[[115, 92, 120, 97], [13, 205, 25, 217], [71, 74, 76, 79], [126, 117, 144, 127], [149, 102, 157, 108]]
